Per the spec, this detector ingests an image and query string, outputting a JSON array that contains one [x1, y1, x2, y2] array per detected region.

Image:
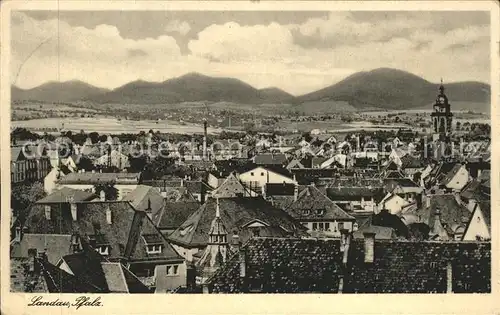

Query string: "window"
[[303, 209, 310, 216], [325, 223, 330, 231], [430, 262, 437, 268], [318, 223, 324, 231], [166, 265, 172, 275], [147, 244, 162, 254], [251, 172, 254, 176], [312, 223, 318, 231], [317, 209, 325, 215], [338, 222, 344, 230], [97, 246, 109, 256], [173, 265, 179, 275], [261, 172, 265, 176]]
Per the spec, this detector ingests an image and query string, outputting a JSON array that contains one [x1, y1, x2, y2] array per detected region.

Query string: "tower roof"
[[209, 198, 228, 236]]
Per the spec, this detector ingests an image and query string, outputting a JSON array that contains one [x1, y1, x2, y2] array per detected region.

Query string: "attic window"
[[317, 209, 325, 216], [180, 225, 194, 236], [303, 209, 310, 216], [147, 244, 163, 254], [96, 245, 110, 256]]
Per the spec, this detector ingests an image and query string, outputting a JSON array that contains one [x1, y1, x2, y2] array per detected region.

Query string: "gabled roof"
[[168, 197, 306, 248], [439, 164, 465, 186], [59, 247, 109, 292], [284, 185, 354, 221], [401, 154, 426, 169], [265, 183, 296, 196], [476, 200, 491, 231], [153, 201, 200, 231], [212, 173, 254, 198], [36, 187, 96, 204], [122, 185, 164, 213], [101, 262, 150, 293]]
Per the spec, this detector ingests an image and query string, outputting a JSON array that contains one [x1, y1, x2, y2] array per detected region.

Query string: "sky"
[[11, 10, 491, 95]]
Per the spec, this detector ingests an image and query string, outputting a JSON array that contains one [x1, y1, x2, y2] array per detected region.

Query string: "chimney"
[[71, 233, 82, 253], [203, 120, 208, 160], [446, 261, 453, 293], [180, 179, 184, 187], [363, 232, 375, 263], [294, 182, 299, 201], [14, 226, 21, 242], [477, 168, 482, 179], [100, 190, 106, 201], [340, 228, 351, 265], [106, 206, 112, 224], [261, 184, 266, 199], [44, 205, 51, 220], [426, 194, 431, 208], [231, 233, 246, 279], [28, 248, 37, 272], [70, 202, 78, 221]]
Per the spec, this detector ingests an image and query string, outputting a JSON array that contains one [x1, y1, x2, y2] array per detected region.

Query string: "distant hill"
[[12, 81, 110, 103], [11, 69, 490, 113], [258, 87, 295, 104], [296, 68, 490, 112], [88, 73, 292, 105]]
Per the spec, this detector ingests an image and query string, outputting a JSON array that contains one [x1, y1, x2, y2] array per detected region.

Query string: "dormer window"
[[180, 225, 194, 236], [146, 244, 163, 254], [96, 245, 110, 256], [303, 209, 310, 216], [316, 209, 325, 216]]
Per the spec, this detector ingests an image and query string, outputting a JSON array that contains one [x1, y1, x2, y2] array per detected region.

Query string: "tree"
[[408, 223, 430, 241], [76, 156, 94, 171], [89, 132, 100, 144], [11, 182, 46, 222], [128, 154, 148, 172]]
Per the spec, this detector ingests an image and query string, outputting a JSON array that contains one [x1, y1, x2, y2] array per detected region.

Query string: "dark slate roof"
[[207, 238, 491, 293], [405, 195, 471, 236], [24, 201, 182, 263], [460, 180, 486, 200], [36, 187, 96, 204], [401, 154, 426, 169], [265, 183, 296, 196], [60, 247, 109, 292], [290, 168, 337, 185], [10, 234, 73, 265], [213, 159, 254, 177], [101, 262, 150, 293], [10, 256, 102, 293], [439, 164, 464, 186], [253, 153, 287, 165], [24, 201, 138, 260], [168, 197, 307, 248], [326, 187, 384, 201], [153, 201, 201, 231], [284, 185, 354, 221], [57, 172, 141, 185], [131, 215, 184, 263]]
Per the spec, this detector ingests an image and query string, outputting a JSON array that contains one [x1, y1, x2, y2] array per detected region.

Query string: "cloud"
[[11, 11, 183, 89], [164, 19, 191, 35], [10, 11, 490, 95]]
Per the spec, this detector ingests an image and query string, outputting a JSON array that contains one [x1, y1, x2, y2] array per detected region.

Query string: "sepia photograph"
[[1, 1, 498, 311]]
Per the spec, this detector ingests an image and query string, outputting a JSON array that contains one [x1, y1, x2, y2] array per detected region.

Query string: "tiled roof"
[[168, 197, 307, 248], [213, 159, 254, 177], [57, 172, 141, 185], [36, 187, 96, 204], [153, 201, 201, 231], [207, 238, 490, 293], [284, 185, 354, 221], [476, 200, 491, 230]]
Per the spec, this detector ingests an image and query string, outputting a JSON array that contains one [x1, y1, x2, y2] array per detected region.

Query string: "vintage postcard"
[[1, 1, 499, 314]]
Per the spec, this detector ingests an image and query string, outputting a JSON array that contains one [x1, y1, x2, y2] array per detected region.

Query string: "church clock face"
[[438, 96, 446, 104]]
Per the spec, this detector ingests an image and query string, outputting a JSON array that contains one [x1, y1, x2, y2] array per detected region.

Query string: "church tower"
[[196, 198, 229, 285], [431, 80, 453, 142]]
